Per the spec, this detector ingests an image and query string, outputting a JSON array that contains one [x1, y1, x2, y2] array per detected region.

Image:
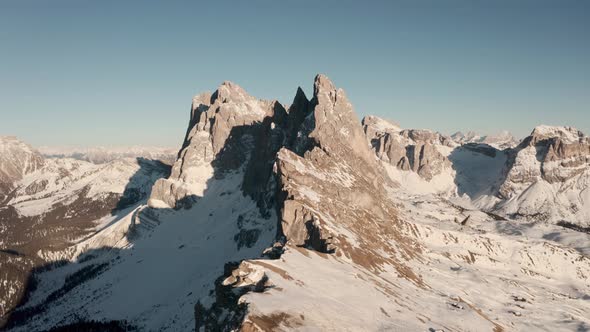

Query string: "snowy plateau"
[[0, 75, 589, 332]]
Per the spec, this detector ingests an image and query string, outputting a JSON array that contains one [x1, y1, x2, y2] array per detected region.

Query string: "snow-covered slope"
[[7, 172, 276, 331], [8, 157, 166, 218], [0, 154, 170, 324]]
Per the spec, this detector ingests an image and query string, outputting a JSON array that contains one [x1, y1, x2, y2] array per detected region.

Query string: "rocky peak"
[[149, 81, 277, 209], [151, 74, 403, 263], [305, 74, 376, 167], [498, 125, 590, 202], [290, 87, 311, 119], [271, 76, 417, 272], [515, 125, 590, 164], [362, 116, 453, 181], [528, 125, 585, 145], [288, 87, 310, 120], [312, 74, 336, 100], [0, 136, 44, 201], [213, 81, 253, 104], [293, 86, 307, 103], [362, 116, 401, 138]]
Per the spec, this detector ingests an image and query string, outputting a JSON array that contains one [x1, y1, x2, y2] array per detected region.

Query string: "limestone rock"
[[500, 125, 590, 198], [362, 116, 453, 180], [272, 76, 417, 267], [491, 125, 590, 224], [148, 82, 277, 209]]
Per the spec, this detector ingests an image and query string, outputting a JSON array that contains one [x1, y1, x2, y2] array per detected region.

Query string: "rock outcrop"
[[273, 77, 404, 254], [500, 125, 590, 196], [487, 125, 590, 223], [362, 116, 454, 180]]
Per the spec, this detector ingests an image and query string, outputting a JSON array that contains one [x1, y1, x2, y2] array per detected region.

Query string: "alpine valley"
[[1, 75, 589, 332]]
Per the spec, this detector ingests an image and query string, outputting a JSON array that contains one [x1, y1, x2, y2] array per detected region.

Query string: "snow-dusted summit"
[[0, 136, 44, 202]]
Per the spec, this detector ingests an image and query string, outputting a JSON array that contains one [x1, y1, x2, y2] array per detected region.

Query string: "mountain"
[[38, 146, 177, 165], [2, 76, 589, 331], [0, 136, 44, 203], [0, 141, 170, 325], [365, 118, 590, 228], [363, 116, 456, 180], [491, 125, 590, 224], [450, 125, 590, 227], [452, 130, 520, 149]]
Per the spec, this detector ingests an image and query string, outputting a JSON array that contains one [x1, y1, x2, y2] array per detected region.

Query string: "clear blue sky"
[[1, 0, 589, 147]]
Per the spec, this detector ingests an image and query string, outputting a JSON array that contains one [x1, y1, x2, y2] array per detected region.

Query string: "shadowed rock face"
[[362, 116, 454, 180], [149, 82, 282, 209], [305, 75, 378, 168]]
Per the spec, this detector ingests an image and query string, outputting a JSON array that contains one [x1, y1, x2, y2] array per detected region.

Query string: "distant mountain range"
[[38, 145, 177, 164], [451, 130, 520, 149], [1, 75, 588, 331]]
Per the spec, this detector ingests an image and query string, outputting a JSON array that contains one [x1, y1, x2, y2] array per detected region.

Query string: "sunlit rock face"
[[491, 125, 590, 223], [501, 125, 590, 191], [362, 116, 454, 180], [273, 75, 407, 254]]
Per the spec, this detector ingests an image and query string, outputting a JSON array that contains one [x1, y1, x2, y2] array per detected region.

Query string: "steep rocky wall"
[[362, 116, 453, 180]]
